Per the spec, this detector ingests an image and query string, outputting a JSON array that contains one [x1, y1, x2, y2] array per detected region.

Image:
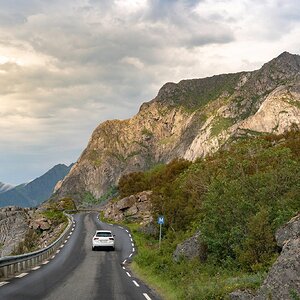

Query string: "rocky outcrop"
[[55, 52, 300, 202], [253, 213, 300, 300], [230, 213, 300, 300], [0, 206, 31, 257], [104, 191, 152, 225], [173, 231, 207, 262]]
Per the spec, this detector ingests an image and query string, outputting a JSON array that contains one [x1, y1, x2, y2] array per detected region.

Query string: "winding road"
[[0, 213, 160, 300]]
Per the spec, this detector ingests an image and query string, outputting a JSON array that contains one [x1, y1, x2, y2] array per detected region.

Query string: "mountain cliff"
[[0, 164, 73, 208], [55, 52, 300, 202]]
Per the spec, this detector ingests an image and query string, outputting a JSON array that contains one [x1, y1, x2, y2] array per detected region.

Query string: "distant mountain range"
[[0, 164, 73, 208], [0, 182, 14, 193]]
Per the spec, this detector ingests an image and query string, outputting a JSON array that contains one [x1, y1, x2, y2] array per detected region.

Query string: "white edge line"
[[32, 266, 41, 270], [16, 273, 28, 278], [126, 230, 129, 233], [143, 293, 152, 300], [133, 248, 135, 252], [131, 243, 134, 247], [122, 266, 126, 270], [126, 272, 131, 277], [123, 259, 127, 264], [42, 261, 49, 265], [118, 226, 123, 229], [0, 281, 9, 287], [129, 234, 132, 238], [132, 280, 140, 287], [56, 250, 60, 254], [129, 253, 133, 258]]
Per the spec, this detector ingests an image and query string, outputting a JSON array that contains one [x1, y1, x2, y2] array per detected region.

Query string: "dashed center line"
[[0, 281, 9, 287], [32, 266, 41, 270], [16, 273, 28, 278], [133, 280, 140, 287], [143, 293, 152, 300]]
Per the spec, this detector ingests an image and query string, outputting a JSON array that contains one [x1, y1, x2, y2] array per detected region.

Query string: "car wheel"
[[92, 246, 95, 251]]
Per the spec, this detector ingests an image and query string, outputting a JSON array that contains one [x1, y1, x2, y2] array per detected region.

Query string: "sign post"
[[157, 216, 164, 250]]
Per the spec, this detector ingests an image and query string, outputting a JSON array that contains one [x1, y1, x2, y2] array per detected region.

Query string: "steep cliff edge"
[[55, 52, 300, 202]]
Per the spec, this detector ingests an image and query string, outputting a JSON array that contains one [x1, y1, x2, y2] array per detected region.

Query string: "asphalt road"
[[0, 213, 160, 300]]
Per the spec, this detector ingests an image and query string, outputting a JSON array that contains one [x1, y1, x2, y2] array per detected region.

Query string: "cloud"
[[0, 0, 300, 183]]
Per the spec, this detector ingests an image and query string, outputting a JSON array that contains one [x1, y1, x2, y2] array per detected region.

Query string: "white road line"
[[131, 243, 134, 247], [122, 267, 126, 270], [130, 238, 133, 242], [71, 228, 74, 232], [109, 224, 113, 226], [126, 272, 131, 277], [143, 293, 152, 300], [60, 245, 64, 249], [51, 255, 55, 259], [129, 234, 132, 238], [69, 232, 73, 235], [0, 281, 9, 287], [133, 248, 135, 252], [132, 280, 140, 287], [123, 259, 127, 264], [64, 240, 68, 244], [125, 229, 129, 233], [129, 253, 133, 258], [56, 250, 60, 254], [16, 273, 28, 278], [118, 226, 123, 229], [42, 261, 49, 265], [32, 266, 41, 270]]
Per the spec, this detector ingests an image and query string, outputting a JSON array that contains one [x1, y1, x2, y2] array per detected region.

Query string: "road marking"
[[122, 267, 126, 270], [42, 260, 49, 265], [118, 226, 123, 229], [56, 250, 60, 254], [122, 259, 127, 264], [132, 280, 140, 287], [125, 229, 129, 233], [129, 234, 132, 238], [16, 273, 28, 278], [0, 281, 9, 287], [71, 228, 74, 232], [64, 240, 68, 244], [133, 248, 135, 252], [126, 272, 131, 277], [60, 245, 64, 248], [109, 224, 113, 226], [130, 238, 133, 242], [143, 293, 152, 300], [32, 266, 41, 270], [131, 243, 134, 247], [51, 255, 55, 259], [129, 253, 133, 258], [70, 232, 73, 235]]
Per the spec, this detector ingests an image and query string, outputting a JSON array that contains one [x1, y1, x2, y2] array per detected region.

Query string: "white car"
[[92, 230, 115, 251]]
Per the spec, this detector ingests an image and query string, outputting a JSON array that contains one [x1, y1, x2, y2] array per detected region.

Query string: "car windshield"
[[96, 232, 112, 237]]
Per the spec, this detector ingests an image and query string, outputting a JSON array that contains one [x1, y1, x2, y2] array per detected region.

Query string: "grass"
[[211, 117, 234, 137], [123, 222, 266, 300]]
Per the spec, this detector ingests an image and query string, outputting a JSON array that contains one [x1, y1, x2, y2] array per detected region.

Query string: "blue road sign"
[[158, 216, 164, 225]]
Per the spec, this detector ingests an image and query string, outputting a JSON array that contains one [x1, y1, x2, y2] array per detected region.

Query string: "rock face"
[[55, 52, 300, 202], [0, 206, 30, 257], [253, 213, 300, 300], [173, 231, 207, 262], [103, 191, 152, 225]]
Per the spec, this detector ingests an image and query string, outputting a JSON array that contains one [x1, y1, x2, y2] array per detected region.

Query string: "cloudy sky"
[[0, 0, 300, 184]]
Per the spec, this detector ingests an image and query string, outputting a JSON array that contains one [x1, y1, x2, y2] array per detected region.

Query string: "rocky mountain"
[[0, 182, 14, 194], [55, 51, 300, 203], [0, 164, 73, 208]]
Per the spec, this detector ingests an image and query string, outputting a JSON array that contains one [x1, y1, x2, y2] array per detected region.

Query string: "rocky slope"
[[0, 164, 73, 208], [0, 182, 14, 194], [55, 52, 300, 202]]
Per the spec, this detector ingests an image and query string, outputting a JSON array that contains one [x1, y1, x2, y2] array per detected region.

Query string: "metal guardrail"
[[0, 213, 74, 280]]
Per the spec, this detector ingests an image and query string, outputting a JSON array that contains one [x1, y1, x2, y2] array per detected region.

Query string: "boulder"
[[173, 231, 207, 262]]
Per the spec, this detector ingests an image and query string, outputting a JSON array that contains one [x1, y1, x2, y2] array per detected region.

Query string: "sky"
[[0, 0, 300, 184]]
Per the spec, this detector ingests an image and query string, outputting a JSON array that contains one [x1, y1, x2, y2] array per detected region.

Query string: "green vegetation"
[[117, 129, 300, 299], [142, 127, 154, 137], [210, 117, 234, 137]]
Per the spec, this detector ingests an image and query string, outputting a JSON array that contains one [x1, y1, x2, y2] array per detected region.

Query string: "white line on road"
[[123, 259, 127, 264], [16, 273, 28, 278], [60, 245, 64, 248], [118, 226, 123, 229], [129, 253, 133, 258], [69, 231, 73, 235], [130, 238, 133, 242], [129, 234, 132, 238], [51, 255, 55, 259], [42, 261, 49, 265], [64, 240, 68, 244], [71, 228, 74, 232], [109, 224, 113, 226], [32, 266, 41, 270], [56, 250, 60, 254], [0, 281, 9, 287], [126, 272, 131, 277], [126, 229, 129, 233], [133, 248, 135, 252], [131, 243, 134, 247], [143, 293, 152, 300], [132, 280, 140, 287]]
